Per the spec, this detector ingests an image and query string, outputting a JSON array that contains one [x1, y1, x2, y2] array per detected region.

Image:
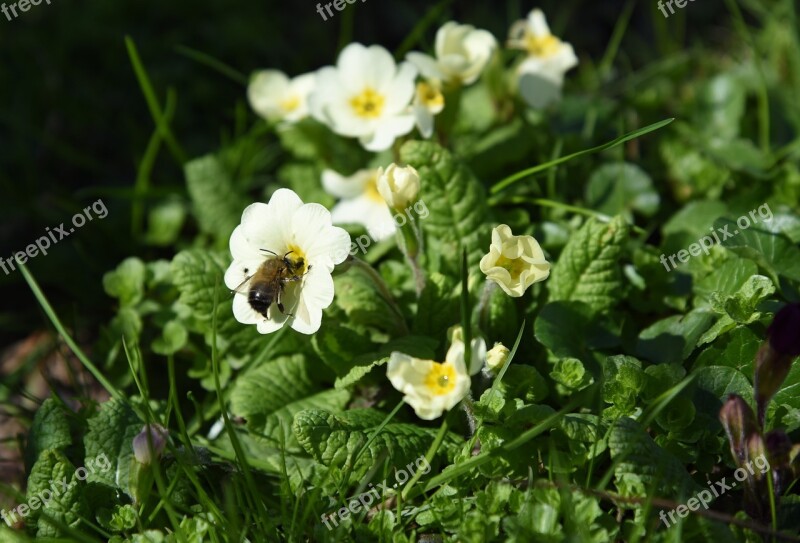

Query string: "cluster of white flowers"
[[247, 10, 577, 148], [229, 10, 567, 420]]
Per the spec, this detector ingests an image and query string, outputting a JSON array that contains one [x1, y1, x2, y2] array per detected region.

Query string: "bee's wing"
[[231, 273, 254, 296]]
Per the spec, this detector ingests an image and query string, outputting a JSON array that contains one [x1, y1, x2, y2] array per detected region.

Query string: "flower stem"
[[400, 411, 450, 502], [397, 219, 426, 296]]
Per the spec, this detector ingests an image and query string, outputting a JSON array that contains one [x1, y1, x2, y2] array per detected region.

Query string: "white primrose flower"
[[411, 80, 445, 138], [508, 9, 578, 109], [224, 188, 351, 335], [406, 21, 497, 87], [322, 168, 396, 241], [309, 43, 417, 152], [387, 339, 474, 420], [377, 163, 420, 211], [479, 224, 551, 298], [248, 70, 316, 123], [447, 325, 488, 376]]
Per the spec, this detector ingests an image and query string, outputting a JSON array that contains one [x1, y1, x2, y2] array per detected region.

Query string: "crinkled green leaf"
[[25, 398, 72, 470], [609, 417, 698, 499], [293, 408, 453, 484], [548, 216, 629, 315], [27, 449, 87, 537], [333, 265, 408, 336], [83, 399, 143, 495], [185, 154, 248, 242], [602, 356, 645, 415], [171, 249, 229, 323], [230, 354, 349, 451], [334, 335, 438, 389]]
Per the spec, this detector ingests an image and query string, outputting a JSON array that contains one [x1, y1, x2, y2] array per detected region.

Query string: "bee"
[[233, 250, 310, 317]]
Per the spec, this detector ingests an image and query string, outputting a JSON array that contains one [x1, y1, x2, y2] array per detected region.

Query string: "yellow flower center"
[[284, 245, 309, 275], [495, 254, 527, 282], [424, 363, 457, 396], [281, 95, 301, 113], [364, 174, 384, 204], [417, 82, 444, 110], [350, 87, 385, 119], [526, 33, 562, 58]]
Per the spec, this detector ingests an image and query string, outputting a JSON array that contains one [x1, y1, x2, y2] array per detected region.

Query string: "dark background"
[[0, 0, 724, 346]]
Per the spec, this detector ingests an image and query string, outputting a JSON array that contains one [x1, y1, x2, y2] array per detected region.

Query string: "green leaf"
[[333, 266, 408, 336], [602, 356, 645, 415], [694, 257, 758, 306], [694, 325, 761, 375], [412, 272, 460, 341], [103, 257, 147, 306], [171, 249, 229, 323], [25, 398, 72, 470], [230, 354, 349, 451], [709, 274, 774, 324], [151, 320, 189, 355], [692, 366, 754, 412], [185, 154, 248, 242], [312, 320, 374, 377], [534, 301, 618, 359], [608, 417, 698, 499], [715, 217, 800, 282], [585, 163, 659, 218], [144, 198, 186, 247], [635, 309, 715, 363], [548, 216, 629, 315], [26, 449, 87, 537], [293, 408, 452, 483], [399, 140, 489, 270], [550, 358, 593, 391], [83, 399, 143, 495]]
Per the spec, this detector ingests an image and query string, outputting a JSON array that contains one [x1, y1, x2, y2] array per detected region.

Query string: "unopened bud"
[[133, 423, 169, 465], [719, 394, 759, 467], [485, 343, 510, 371], [377, 164, 420, 210]]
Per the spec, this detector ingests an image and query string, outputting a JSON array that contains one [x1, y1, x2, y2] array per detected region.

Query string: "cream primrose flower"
[[479, 224, 551, 297], [377, 163, 421, 211], [387, 339, 475, 420], [309, 43, 417, 152], [248, 70, 316, 123], [508, 9, 578, 109], [322, 168, 396, 241], [406, 22, 497, 87], [412, 80, 445, 138], [224, 189, 351, 335]]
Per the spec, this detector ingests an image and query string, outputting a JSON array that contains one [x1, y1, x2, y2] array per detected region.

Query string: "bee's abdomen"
[[248, 287, 274, 316]]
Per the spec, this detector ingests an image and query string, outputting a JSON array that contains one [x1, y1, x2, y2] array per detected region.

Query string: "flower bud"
[[377, 164, 420, 210], [485, 342, 510, 371], [767, 303, 800, 357], [765, 429, 792, 469], [719, 394, 759, 467], [133, 423, 169, 465], [754, 304, 800, 426]]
